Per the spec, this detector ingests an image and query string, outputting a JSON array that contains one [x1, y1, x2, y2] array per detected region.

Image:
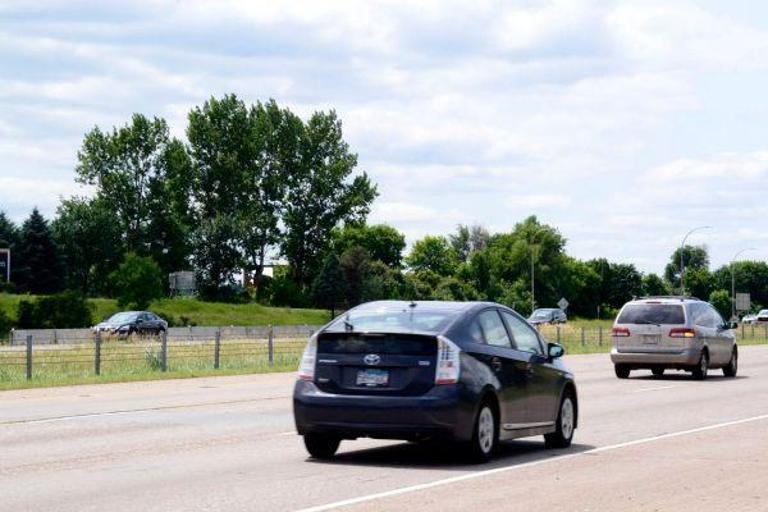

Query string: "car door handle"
[[490, 357, 502, 372]]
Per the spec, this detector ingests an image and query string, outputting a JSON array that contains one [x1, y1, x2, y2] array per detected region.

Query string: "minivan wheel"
[[651, 367, 665, 378], [303, 433, 341, 459], [614, 364, 630, 379], [545, 391, 576, 449], [467, 402, 498, 463], [723, 349, 738, 377], [692, 351, 709, 380]]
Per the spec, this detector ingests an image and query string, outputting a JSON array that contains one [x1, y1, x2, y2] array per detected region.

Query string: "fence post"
[[741, 322, 745, 341], [94, 331, 101, 376], [752, 324, 755, 339], [598, 326, 603, 347], [268, 325, 274, 367], [765, 325, 767, 343], [556, 326, 561, 344], [580, 327, 585, 347], [214, 329, 221, 369], [25, 334, 32, 380], [161, 330, 168, 372]]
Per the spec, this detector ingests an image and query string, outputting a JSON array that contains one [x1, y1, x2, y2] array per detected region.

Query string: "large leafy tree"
[[711, 261, 768, 310], [108, 252, 164, 309], [75, 114, 192, 275], [332, 224, 406, 268], [312, 253, 345, 317], [665, 245, 709, 290], [282, 110, 377, 289], [15, 208, 64, 294], [406, 236, 457, 276], [52, 198, 123, 295]]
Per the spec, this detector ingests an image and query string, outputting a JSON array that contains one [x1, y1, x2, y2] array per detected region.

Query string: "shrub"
[[709, 289, 732, 321], [109, 253, 164, 310], [0, 308, 12, 338], [15, 291, 93, 329]]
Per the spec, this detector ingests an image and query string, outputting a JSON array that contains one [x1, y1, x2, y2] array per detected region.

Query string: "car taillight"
[[435, 335, 461, 385], [297, 334, 318, 381], [669, 328, 696, 338], [612, 327, 630, 337]]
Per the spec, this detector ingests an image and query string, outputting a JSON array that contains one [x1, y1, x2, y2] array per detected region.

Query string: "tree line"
[[1, 94, 766, 321]]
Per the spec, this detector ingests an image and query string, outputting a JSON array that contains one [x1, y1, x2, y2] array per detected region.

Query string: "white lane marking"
[[295, 412, 768, 512], [632, 385, 679, 393]]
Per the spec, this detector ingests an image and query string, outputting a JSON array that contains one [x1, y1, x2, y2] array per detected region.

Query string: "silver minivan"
[[610, 297, 738, 380]]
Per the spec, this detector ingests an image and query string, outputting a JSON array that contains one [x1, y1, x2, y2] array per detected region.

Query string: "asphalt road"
[[2, 346, 768, 512]]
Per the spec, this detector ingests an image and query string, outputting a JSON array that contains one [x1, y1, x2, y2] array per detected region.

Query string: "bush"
[[0, 308, 12, 338], [269, 274, 310, 308], [15, 290, 94, 329], [109, 253, 164, 310], [709, 289, 732, 321]]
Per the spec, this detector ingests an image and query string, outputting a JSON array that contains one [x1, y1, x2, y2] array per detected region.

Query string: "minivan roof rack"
[[634, 295, 700, 301]]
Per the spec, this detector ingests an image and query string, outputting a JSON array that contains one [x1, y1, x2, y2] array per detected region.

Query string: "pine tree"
[[312, 253, 345, 318], [16, 208, 64, 294]]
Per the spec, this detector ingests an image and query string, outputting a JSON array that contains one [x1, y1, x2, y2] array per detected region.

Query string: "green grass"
[[0, 293, 331, 329]]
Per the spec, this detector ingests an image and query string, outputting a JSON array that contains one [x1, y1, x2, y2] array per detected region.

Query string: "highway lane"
[[2, 346, 768, 511]]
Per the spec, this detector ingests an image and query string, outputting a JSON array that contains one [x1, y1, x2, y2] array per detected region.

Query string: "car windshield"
[[325, 308, 455, 334], [760, 310, 768, 315], [531, 310, 554, 319], [617, 304, 685, 325], [107, 312, 138, 323]]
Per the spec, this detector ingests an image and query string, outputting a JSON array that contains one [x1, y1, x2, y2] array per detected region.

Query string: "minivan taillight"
[[669, 328, 696, 338], [435, 336, 461, 385], [297, 334, 318, 381], [612, 327, 630, 337]]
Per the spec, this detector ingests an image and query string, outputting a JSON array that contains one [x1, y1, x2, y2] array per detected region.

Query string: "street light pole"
[[731, 248, 755, 320], [680, 225, 712, 296], [530, 228, 546, 314]]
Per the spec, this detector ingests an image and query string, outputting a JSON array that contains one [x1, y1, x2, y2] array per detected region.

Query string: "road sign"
[[736, 293, 751, 312], [557, 297, 569, 311], [0, 249, 9, 283]]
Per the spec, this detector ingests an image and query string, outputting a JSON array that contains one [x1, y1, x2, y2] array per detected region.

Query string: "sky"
[[1, 0, 768, 274]]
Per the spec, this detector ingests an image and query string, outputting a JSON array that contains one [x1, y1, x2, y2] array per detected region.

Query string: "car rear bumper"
[[293, 381, 475, 442], [610, 347, 701, 367]]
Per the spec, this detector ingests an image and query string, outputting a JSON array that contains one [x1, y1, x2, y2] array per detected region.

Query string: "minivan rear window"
[[617, 304, 685, 325]]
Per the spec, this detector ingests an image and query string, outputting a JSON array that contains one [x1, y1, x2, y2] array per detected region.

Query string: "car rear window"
[[617, 304, 685, 325], [325, 309, 455, 334]]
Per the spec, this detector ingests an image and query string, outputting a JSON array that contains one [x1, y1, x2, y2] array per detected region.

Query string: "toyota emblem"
[[363, 354, 381, 366]]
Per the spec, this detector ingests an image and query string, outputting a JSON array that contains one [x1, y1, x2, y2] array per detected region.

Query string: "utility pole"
[[530, 227, 546, 314], [679, 225, 711, 296]]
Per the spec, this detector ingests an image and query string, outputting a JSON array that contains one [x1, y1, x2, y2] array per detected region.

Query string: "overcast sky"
[[1, 0, 767, 274]]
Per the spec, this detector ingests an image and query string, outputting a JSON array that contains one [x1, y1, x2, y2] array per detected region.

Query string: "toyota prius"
[[293, 300, 578, 462]]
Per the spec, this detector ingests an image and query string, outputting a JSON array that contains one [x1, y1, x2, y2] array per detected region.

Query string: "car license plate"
[[643, 335, 660, 344], [356, 368, 389, 387]]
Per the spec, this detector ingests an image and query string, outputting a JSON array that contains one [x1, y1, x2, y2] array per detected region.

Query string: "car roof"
[[353, 300, 488, 314], [624, 296, 702, 306]]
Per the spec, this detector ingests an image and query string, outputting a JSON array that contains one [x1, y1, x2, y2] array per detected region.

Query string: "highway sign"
[[736, 293, 751, 312], [557, 297, 569, 310]]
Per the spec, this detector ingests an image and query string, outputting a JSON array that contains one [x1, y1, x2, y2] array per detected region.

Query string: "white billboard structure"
[[169, 271, 196, 297]]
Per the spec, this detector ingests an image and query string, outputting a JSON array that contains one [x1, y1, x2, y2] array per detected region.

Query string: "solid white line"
[[632, 385, 679, 393], [294, 412, 768, 512]]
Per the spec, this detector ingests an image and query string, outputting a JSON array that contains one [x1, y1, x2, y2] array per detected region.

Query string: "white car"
[[742, 313, 758, 325], [757, 309, 768, 324]]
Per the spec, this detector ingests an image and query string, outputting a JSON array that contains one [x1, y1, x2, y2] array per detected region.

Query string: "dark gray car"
[[610, 297, 737, 380], [93, 311, 168, 337], [528, 308, 567, 325]]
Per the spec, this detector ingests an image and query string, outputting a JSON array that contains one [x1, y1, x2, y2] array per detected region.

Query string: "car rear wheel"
[[723, 349, 738, 377], [545, 391, 576, 448], [614, 364, 630, 379], [467, 401, 498, 463], [651, 367, 664, 378], [691, 351, 709, 380], [303, 433, 341, 459]]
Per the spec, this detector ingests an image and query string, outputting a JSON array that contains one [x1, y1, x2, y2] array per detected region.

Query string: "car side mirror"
[[728, 321, 738, 330], [548, 343, 565, 359]]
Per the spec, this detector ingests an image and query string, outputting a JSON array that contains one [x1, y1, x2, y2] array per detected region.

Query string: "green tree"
[[108, 253, 164, 309], [711, 261, 768, 311], [665, 245, 709, 290], [0, 211, 19, 288], [76, 113, 192, 274], [685, 268, 713, 301], [332, 224, 406, 268], [282, 110, 377, 288], [312, 253, 345, 316], [191, 216, 241, 300], [709, 289, 732, 321], [642, 273, 670, 296], [52, 198, 123, 295], [406, 236, 457, 276], [340, 246, 372, 307], [15, 208, 64, 294], [449, 224, 489, 263]]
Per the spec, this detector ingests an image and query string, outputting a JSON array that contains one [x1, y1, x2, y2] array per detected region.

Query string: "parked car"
[[528, 308, 567, 325], [742, 313, 758, 325], [293, 300, 578, 462], [610, 296, 738, 380], [757, 309, 768, 323], [93, 311, 168, 337]]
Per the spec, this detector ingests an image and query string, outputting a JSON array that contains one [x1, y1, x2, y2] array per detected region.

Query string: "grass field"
[[0, 293, 331, 332]]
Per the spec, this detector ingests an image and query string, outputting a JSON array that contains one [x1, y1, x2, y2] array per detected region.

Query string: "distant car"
[[610, 296, 737, 380], [294, 300, 578, 462], [742, 313, 758, 325], [757, 309, 768, 323], [93, 311, 168, 337], [528, 308, 567, 325]]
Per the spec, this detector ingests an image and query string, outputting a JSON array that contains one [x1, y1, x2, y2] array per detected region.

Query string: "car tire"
[[614, 364, 630, 379], [466, 400, 498, 463], [651, 367, 664, 378], [303, 433, 341, 459], [723, 349, 738, 378], [692, 351, 709, 380], [545, 390, 576, 449]]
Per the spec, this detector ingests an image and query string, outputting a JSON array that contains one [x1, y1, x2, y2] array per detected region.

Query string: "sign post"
[[557, 297, 569, 311], [0, 249, 9, 283]]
